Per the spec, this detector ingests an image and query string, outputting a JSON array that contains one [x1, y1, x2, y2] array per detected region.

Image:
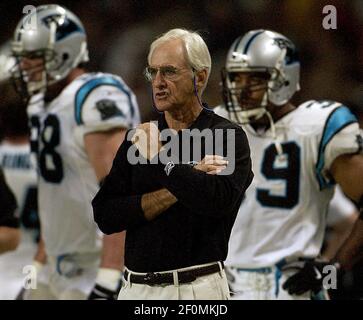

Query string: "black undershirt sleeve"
[[148, 128, 253, 217]]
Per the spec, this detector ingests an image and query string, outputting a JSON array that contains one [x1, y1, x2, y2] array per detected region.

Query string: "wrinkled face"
[[148, 39, 195, 112], [228, 71, 270, 110]]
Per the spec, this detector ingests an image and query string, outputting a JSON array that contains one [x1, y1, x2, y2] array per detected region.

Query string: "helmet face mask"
[[222, 30, 300, 124], [222, 69, 271, 124], [11, 49, 54, 100], [10, 4, 89, 99]]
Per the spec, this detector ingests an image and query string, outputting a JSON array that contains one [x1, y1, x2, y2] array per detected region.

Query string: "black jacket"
[[92, 108, 253, 272]]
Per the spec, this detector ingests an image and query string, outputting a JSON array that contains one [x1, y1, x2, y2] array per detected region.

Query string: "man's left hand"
[[88, 268, 123, 300], [88, 283, 120, 300], [282, 260, 338, 295], [131, 122, 162, 160]]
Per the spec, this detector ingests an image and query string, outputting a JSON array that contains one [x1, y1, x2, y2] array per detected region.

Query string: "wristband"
[[24, 260, 44, 288], [95, 268, 122, 291], [32, 260, 44, 275]]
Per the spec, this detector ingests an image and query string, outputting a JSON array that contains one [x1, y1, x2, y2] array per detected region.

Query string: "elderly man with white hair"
[[92, 28, 253, 300]]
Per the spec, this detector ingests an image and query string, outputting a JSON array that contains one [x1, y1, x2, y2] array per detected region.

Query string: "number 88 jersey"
[[221, 100, 362, 268], [27, 72, 140, 256]]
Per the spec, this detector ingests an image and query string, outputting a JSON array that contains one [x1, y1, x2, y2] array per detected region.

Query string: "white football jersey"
[[0, 141, 37, 217], [214, 101, 362, 268], [27, 72, 140, 256]]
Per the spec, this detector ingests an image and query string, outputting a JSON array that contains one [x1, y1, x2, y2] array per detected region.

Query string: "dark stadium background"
[[1, 0, 362, 121], [0, 0, 362, 299]]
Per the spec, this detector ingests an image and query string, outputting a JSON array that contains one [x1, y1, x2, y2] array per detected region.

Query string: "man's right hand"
[[194, 155, 228, 175]]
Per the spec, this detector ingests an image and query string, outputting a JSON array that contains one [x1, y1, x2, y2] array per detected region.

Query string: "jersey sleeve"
[[74, 76, 139, 135], [316, 105, 361, 189]]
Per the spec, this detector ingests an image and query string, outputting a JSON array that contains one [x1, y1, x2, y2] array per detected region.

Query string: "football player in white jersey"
[[0, 82, 41, 300], [0, 46, 38, 230], [0, 95, 39, 231], [214, 29, 363, 299], [10, 5, 140, 299]]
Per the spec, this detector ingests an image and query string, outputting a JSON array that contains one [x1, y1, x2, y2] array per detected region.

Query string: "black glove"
[[282, 260, 339, 295], [88, 282, 120, 300]]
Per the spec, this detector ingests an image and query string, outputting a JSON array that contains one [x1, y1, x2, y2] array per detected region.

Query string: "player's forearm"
[[323, 230, 350, 261], [335, 218, 363, 270], [331, 154, 363, 203], [85, 128, 126, 182], [322, 215, 358, 260], [141, 188, 177, 221], [100, 232, 125, 270], [33, 237, 47, 264], [330, 154, 363, 266]]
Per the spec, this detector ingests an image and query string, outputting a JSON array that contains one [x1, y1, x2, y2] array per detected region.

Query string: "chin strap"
[[265, 110, 283, 156], [260, 90, 284, 156]]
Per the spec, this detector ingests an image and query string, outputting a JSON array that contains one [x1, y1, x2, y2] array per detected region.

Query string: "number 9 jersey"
[[27, 72, 140, 256], [215, 100, 362, 268]]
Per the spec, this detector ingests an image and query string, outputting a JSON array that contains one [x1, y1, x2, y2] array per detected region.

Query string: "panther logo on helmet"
[[273, 38, 298, 65]]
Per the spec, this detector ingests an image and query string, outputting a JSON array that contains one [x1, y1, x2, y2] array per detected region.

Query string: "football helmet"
[[222, 29, 300, 124], [0, 41, 15, 83], [11, 4, 89, 98]]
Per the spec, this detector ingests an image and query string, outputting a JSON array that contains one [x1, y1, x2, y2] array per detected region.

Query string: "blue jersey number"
[[30, 114, 64, 183], [257, 142, 300, 209]]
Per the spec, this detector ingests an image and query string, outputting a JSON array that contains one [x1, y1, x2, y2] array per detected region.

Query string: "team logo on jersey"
[[96, 99, 124, 120]]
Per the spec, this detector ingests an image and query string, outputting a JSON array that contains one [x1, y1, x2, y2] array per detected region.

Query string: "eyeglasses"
[[144, 65, 192, 82]]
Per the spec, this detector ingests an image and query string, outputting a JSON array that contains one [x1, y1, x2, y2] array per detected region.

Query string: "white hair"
[[148, 28, 211, 93]]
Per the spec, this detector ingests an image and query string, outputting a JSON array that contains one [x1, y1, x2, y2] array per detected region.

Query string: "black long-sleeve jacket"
[[92, 108, 253, 272]]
